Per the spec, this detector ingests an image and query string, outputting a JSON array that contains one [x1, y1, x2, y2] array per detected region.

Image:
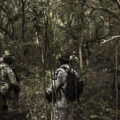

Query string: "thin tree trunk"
[[115, 42, 118, 120], [43, 22, 48, 120], [35, 31, 39, 46], [41, 48, 44, 66], [21, 0, 25, 41], [43, 0, 50, 118], [86, 59, 89, 66], [79, 34, 83, 70]]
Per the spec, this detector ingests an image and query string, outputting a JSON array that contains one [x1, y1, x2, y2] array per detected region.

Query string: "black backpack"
[[61, 67, 84, 102]]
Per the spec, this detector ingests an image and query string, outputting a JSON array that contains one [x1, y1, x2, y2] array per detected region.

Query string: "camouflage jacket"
[[0, 62, 19, 95], [47, 64, 79, 108]]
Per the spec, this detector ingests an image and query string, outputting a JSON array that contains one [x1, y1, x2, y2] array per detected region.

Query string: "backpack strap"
[[56, 66, 73, 92], [59, 66, 71, 96], [60, 66, 70, 73]]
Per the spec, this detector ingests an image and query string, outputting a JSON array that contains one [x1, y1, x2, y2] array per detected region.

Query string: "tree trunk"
[[21, 0, 25, 41], [35, 31, 39, 46], [79, 34, 83, 70], [115, 42, 118, 120]]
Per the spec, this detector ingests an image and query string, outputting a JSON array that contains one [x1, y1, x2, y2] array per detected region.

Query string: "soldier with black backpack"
[[46, 53, 84, 120]]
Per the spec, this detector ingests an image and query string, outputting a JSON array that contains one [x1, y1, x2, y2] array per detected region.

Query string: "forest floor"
[[14, 69, 120, 120]]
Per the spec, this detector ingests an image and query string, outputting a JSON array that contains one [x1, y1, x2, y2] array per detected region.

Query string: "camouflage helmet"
[[59, 53, 70, 62]]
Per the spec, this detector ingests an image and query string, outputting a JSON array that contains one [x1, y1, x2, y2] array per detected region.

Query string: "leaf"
[[90, 114, 99, 119]]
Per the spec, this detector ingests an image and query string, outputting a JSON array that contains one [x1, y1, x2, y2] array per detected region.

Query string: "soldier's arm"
[[46, 70, 64, 102], [6, 67, 20, 92], [47, 70, 63, 92]]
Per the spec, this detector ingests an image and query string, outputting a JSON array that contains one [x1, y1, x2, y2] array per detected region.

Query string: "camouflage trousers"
[[0, 91, 17, 120], [52, 107, 74, 120], [0, 93, 4, 113], [52, 103, 82, 120], [7, 91, 16, 110], [0, 93, 9, 120]]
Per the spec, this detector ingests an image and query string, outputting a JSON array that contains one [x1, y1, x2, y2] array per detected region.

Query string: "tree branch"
[[0, 5, 8, 15], [97, 7, 120, 21], [0, 25, 13, 39], [87, 3, 120, 21], [101, 35, 120, 44]]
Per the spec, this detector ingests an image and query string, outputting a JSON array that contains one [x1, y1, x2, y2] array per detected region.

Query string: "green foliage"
[[0, 0, 120, 119]]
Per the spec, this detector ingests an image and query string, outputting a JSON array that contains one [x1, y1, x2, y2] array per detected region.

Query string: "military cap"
[[59, 54, 70, 62]]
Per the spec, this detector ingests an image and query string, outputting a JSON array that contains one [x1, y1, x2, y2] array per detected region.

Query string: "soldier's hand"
[[1, 83, 9, 95]]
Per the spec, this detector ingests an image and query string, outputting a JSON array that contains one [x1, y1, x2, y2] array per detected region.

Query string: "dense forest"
[[0, 0, 120, 120]]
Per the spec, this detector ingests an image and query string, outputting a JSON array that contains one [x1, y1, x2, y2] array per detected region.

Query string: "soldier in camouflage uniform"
[[69, 51, 79, 70], [46, 54, 80, 120], [0, 54, 20, 119]]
